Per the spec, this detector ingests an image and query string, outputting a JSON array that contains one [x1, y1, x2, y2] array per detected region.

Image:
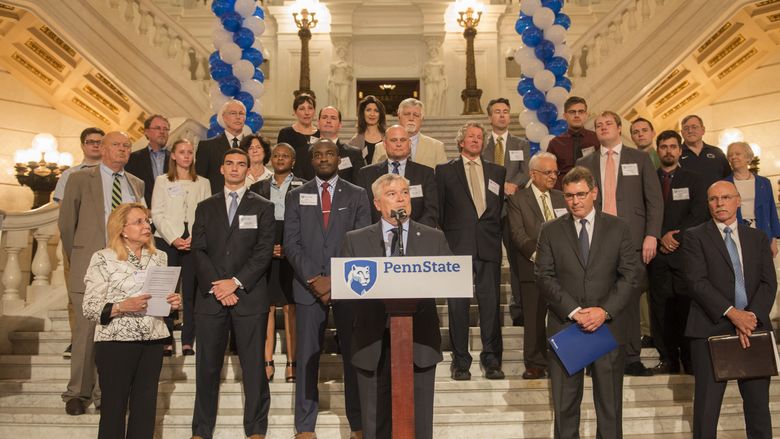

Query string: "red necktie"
[[321, 181, 331, 229], [661, 171, 672, 201]]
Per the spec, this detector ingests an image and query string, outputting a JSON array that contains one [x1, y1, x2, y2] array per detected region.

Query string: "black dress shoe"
[[641, 336, 655, 348], [182, 348, 195, 356], [484, 366, 505, 380], [450, 367, 471, 381], [625, 361, 653, 376], [65, 399, 85, 416], [522, 367, 546, 380], [650, 360, 680, 375], [163, 349, 173, 357]]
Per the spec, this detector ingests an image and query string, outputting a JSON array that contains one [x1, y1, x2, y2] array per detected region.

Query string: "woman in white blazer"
[[151, 138, 210, 356]]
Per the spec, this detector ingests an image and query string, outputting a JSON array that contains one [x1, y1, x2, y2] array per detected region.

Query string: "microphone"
[[390, 208, 408, 221]]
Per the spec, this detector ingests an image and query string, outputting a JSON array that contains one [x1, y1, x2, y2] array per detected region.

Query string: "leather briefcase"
[[708, 330, 780, 382]]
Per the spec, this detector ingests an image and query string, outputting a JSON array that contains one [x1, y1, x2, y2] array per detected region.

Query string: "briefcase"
[[707, 331, 780, 382]]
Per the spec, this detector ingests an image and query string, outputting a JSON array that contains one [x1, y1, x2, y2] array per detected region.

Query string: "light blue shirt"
[[99, 163, 138, 224], [387, 158, 408, 177], [148, 145, 167, 178], [381, 218, 409, 256], [53, 162, 97, 202], [314, 174, 340, 203], [270, 174, 294, 220]]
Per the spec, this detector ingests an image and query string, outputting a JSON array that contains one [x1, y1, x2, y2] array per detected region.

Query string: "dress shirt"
[[463, 155, 486, 204], [99, 163, 139, 224], [599, 143, 623, 190], [151, 175, 211, 244], [715, 218, 744, 316], [223, 185, 248, 214], [148, 145, 167, 179], [381, 218, 409, 256], [245, 166, 272, 187], [315, 174, 340, 203], [53, 162, 98, 202], [568, 207, 597, 319], [386, 158, 408, 177], [492, 131, 508, 152], [410, 133, 420, 159], [225, 131, 244, 148], [270, 174, 294, 220], [547, 128, 600, 189], [531, 183, 555, 220]]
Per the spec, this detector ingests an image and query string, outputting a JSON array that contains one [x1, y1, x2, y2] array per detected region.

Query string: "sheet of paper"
[[138, 266, 181, 317]]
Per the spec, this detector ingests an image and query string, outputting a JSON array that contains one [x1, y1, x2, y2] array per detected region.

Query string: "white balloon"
[[554, 43, 573, 62], [521, 58, 544, 78], [244, 16, 266, 36], [533, 7, 556, 30], [518, 109, 540, 128], [520, 0, 541, 16], [544, 25, 566, 45], [540, 134, 556, 151], [233, 60, 255, 81], [220, 43, 242, 64], [234, 0, 256, 18], [241, 79, 265, 98], [213, 26, 234, 50], [533, 69, 556, 92], [525, 121, 549, 143], [209, 81, 221, 97], [545, 86, 569, 107], [514, 45, 536, 66], [252, 100, 263, 114], [210, 93, 229, 115]]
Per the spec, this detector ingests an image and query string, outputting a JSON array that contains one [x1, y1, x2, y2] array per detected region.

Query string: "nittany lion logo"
[[344, 260, 378, 296]]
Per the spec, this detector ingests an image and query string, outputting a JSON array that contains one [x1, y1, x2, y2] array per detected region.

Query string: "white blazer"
[[150, 174, 211, 244]]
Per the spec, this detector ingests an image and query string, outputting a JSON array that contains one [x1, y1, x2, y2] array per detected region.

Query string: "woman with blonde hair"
[[83, 202, 181, 438]]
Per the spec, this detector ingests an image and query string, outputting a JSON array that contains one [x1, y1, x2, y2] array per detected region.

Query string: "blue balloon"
[[534, 40, 556, 62], [209, 114, 220, 131], [517, 77, 536, 96], [542, 0, 563, 14], [551, 119, 569, 136], [207, 127, 221, 139], [221, 11, 243, 32], [555, 76, 572, 92], [246, 112, 264, 132], [523, 89, 545, 110], [521, 26, 543, 47], [242, 48, 264, 67], [233, 27, 255, 49], [253, 69, 265, 83], [210, 62, 231, 81], [529, 141, 541, 157], [234, 91, 254, 112], [254, 6, 265, 19], [546, 56, 569, 78], [515, 15, 533, 35], [209, 51, 221, 66], [219, 76, 240, 96], [554, 13, 571, 30], [211, 0, 235, 17], [537, 102, 558, 125]]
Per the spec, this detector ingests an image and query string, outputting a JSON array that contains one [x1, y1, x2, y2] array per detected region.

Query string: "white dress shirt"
[[224, 185, 248, 214]]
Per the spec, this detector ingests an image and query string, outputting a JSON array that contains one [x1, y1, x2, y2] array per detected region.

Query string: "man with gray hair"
[[374, 98, 447, 169], [197, 100, 249, 194]]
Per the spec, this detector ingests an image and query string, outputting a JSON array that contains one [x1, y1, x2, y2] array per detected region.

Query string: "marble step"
[[0, 398, 775, 438]]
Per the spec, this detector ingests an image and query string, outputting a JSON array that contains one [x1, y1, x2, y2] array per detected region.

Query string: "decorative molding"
[[38, 25, 76, 58], [654, 80, 691, 109], [83, 85, 120, 115], [93, 72, 129, 103], [648, 68, 681, 101], [661, 92, 701, 119], [0, 3, 16, 11], [768, 12, 780, 22], [71, 96, 110, 124], [707, 34, 746, 67], [717, 47, 759, 79], [754, 0, 780, 7], [24, 39, 65, 73], [11, 52, 52, 85], [697, 22, 733, 54]]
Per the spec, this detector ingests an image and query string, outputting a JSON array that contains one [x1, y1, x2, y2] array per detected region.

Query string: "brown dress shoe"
[[350, 431, 364, 439], [65, 399, 85, 416], [248, 435, 265, 439], [294, 433, 317, 439], [522, 366, 547, 380], [191, 436, 204, 439]]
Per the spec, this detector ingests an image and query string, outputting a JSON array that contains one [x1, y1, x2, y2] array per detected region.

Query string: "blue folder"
[[548, 323, 619, 376]]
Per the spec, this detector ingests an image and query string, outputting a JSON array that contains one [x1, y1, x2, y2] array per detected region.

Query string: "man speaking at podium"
[[341, 173, 451, 439]]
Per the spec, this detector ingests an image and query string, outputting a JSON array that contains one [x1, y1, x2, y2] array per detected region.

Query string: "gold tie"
[[468, 161, 486, 217], [495, 136, 504, 165], [540, 193, 553, 221]]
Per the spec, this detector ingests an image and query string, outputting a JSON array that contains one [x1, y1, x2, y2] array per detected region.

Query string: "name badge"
[[554, 208, 568, 217], [339, 157, 353, 170], [409, 184, 423, 198], [672, 187, 690, 201], [621, 163, 639, 176], [300, 193, 318, 206], [309, 136, 318, 145], [581, 146, 595, 157], [132, 270, 147, 284], [239, 215, 257, 229], [509, 150, 524, 161], [167, 183, 184, 196], [488, 179, 500, 196], [291, 180, 303, 187]]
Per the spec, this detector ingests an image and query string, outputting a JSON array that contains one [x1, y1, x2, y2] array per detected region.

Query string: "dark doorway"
[[356, 79, 420, 116]]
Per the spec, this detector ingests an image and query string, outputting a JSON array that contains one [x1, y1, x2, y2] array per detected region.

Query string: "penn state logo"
[[345, 260, 378, 296]]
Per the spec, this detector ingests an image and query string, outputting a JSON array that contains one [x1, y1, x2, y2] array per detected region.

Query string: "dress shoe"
[[484, 366, 505, 380], [450, 366, 471, 381], [248, 435, 265, 439], [625, 361, 653, 376], [294, 433, 317, 439], [65, 399, 85, 416], [651, 360, 680, 375], [522, 367, 546, 380], [163, 349, 173, 357], [63, 344, 72, 359], [350, 431, 364, 439], [182, 347, 195, 356], [191, 436, 204, 439], [641, 336, 655, 348]]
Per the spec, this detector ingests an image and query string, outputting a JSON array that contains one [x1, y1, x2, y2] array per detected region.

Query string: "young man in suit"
[[683, 181, 776, 439], [125, 114, 170, 207], [284, 139, 372, 439], [58, 131, 145, 416], [355, 125, 438, 228], [506, 152, 566, 379], [190, 148, 275, 439], [577, 110, 664, 377], [341, 173, 450, 439], [311, 106, 366, 184], [536, 166, 639, 439], [648, 131, 709, 374], [436, 122, 506, 381], [196, 100, 248, 194], [373, 98, 448, 170]]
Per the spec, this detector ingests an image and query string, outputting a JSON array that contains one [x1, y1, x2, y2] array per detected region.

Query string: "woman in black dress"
[[277, 93, 318, 180], [349, 95, 387, 164]]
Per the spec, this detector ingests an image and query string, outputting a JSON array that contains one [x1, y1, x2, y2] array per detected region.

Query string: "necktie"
[[468, 161, 486, 217], [661, 171, 672, 202], [540, 193, 554, 221], [389, 228, 402, 256], [111, 173, 122, 210], [321, 181, 331, 229], [723, 226, 747, 309], [603, 150, 617, 215], [227, 191, 238, 225], [573, 131, 583, 159], [495, 136, 505, 165], [232, 137, 239, 148], [579, 218, 590, 263], [391, 161, 400, 175]]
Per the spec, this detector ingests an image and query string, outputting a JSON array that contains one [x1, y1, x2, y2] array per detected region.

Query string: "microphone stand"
[[391, 209, 408, 256]]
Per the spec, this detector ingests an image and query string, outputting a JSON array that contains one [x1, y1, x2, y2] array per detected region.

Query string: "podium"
[[332, 256, 472, 438]]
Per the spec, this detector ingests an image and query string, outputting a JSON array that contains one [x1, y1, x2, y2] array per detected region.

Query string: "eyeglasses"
[[225, 111, 246, 117], [147, 126, 170, 132], [533, 169, 560, 177], [566, 109, 587, 116], [707, 194, 738, 203], [124, 218, 152, 227], [563, 191, 591, 201], [682, 125, 702, 132], [84, 140, 102, 146]]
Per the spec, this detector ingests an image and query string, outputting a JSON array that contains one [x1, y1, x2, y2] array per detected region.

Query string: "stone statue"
[[328, 43, 353, 113], [423, 43, 447, 117]]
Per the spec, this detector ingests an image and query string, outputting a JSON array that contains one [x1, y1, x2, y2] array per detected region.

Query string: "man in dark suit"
[[436, 122, 506, 381], [196, 100, 248, 194], [125, 114, 170, 207], [310, 106, 365, 184], [190, 148, 275, 439], [356, 125, 438, 228], [284, 139, 372, 439], [341, 173, 449, 439], [536, 166, 639, 439], [683, 180, 776, 439], [506, 152, 566, 379], [482, 97, 532, 326], [648, 130, 709, 374], [577, 110, 663, 376]]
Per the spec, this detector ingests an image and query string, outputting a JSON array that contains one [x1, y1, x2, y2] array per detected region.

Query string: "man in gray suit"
[[341, 173, 450, 439], [506, 152, 566, 379], [577, 111, 663, 376], [482, 97, 532, 326], [536, 166, 639, 438], [284, 139, 372, 439], [58, 131, 144, 416]]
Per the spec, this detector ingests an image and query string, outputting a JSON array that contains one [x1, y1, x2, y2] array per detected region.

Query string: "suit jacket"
[[125, 146, 170, 207], [506, 186, 566, 280], [341, 221, 449, 370], [291, 137, 366, 183], [436, 157, 506, 262], [725, 174, 780, 239], [284, 178, 372, 305], [683, 220, 776, 338], [535, 211, 639, 344], [58, 166, 144, 292], [355, 160, 438, 228], [195, 133, 231, 195], [373, 133, 448, 170], [577, 145, 664, 249], [657, 167, 709, 268], [482, 133, 531, 187], [249, 174, 306, 200], [191, 190, 275, 315]]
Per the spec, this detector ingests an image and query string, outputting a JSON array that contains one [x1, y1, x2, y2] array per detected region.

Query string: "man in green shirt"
[[631, 118, 660, 169]]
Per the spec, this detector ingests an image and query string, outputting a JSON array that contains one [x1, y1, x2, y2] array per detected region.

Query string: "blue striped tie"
[[723, 226, 747, 309]]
